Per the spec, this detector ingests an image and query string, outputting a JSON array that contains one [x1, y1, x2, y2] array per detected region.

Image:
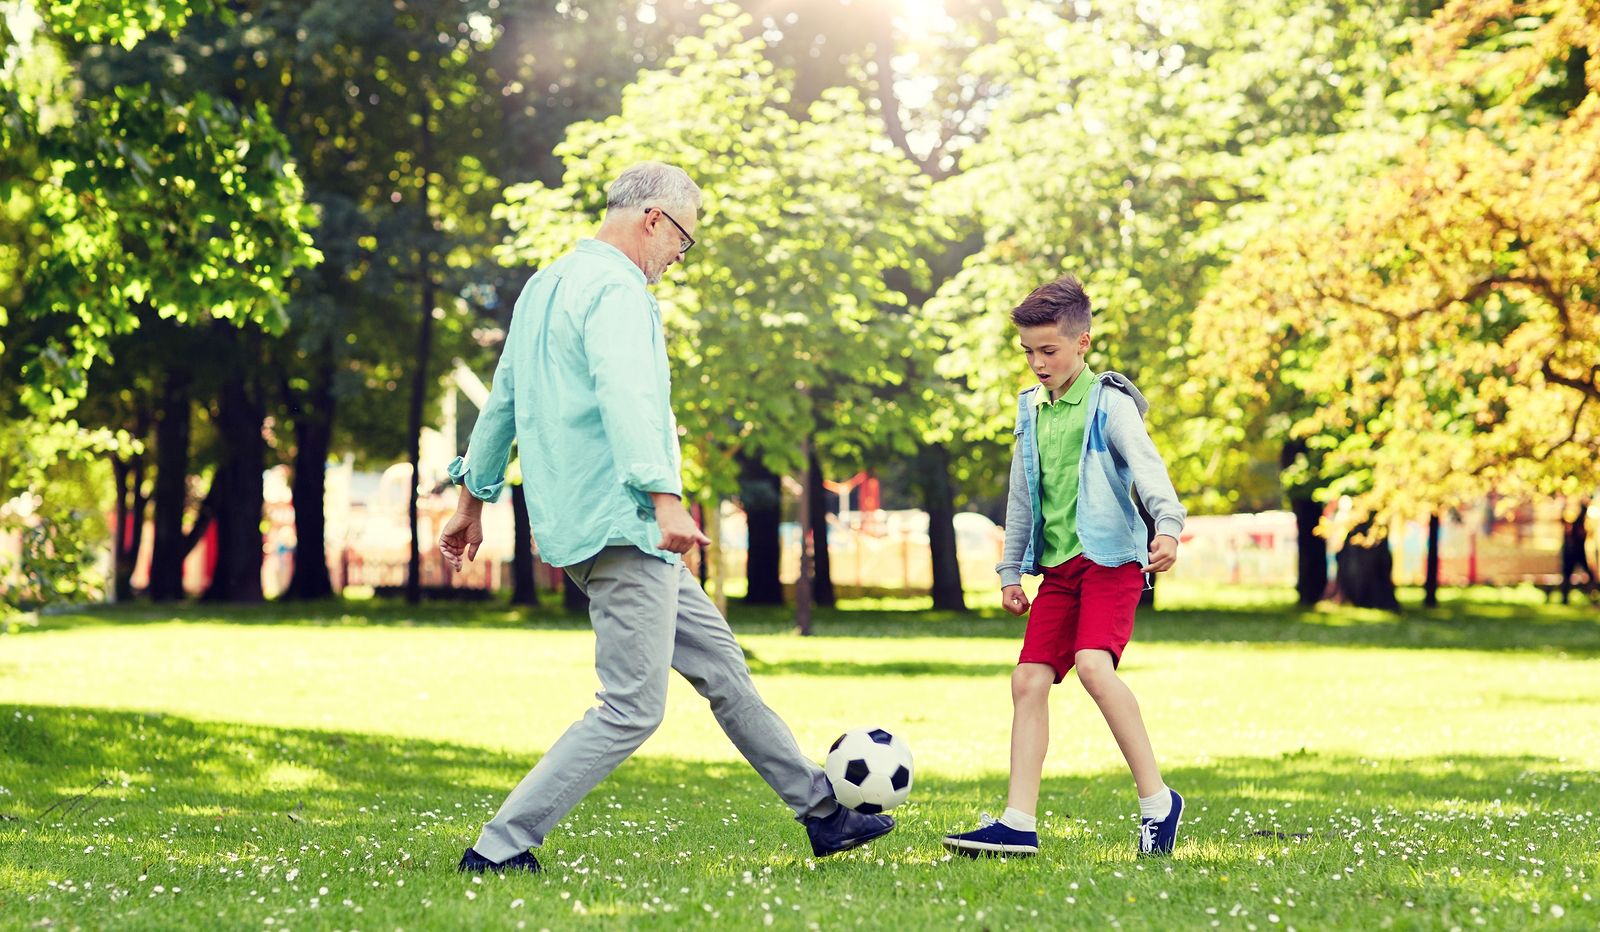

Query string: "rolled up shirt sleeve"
[[583, 284, 683, 504], [448, 341, 518, 504]]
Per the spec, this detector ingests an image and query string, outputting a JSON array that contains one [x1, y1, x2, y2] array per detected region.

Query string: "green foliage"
[[0, 0, 318, 433], [926, 0, 1430, 513], [0, 422, 113, 616], [1196, 0, 1600, 527], [496, 8, 944, 496]]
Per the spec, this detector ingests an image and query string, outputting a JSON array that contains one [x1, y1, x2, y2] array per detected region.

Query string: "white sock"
[[999, 807, 1037, 831], [1139, 787, 1172, 821]]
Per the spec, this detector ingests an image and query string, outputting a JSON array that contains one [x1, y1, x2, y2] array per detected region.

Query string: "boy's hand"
[[1148, 534, 1178, 573], [1001, 585, 1030, 616]]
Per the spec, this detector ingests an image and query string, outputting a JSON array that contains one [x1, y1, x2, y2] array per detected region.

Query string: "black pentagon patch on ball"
[[867, 728, 894, 746], [844, 758, 871, 786], [854, 802, 884, 815], [890, 765, 910, 792], [829, 733, 846, 753]]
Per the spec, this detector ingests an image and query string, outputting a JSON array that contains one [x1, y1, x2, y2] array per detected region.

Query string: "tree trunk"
[[111, 408, 151, 602], [1290, 494, 1327, 607], [796, 436, 814, 635], [1283, 440, 1327, 607], [1334, 520, 1399, 610], [510, 483, 537, 606], [740, 455, 784, 605], [149, 369, 194, 601], [1423, 512, 1441, 608], [806, 447, 835, 609], [204, 362, 266, 603], [284, 359, 336, 600], [405, 89, 438, 606], [112, 459, 133, 602], [916, 442, 966, 611]]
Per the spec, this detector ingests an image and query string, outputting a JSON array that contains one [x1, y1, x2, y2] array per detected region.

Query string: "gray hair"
[[604, 161, 702, 214]]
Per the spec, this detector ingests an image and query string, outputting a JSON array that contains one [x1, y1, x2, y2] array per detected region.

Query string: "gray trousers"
[[474, 546, 835, 861]]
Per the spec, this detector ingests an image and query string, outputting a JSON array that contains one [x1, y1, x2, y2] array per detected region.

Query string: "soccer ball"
[[825, 727, 914, 814]]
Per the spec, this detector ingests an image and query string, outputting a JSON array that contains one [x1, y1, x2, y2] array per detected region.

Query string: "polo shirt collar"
[[1034, 367, 1095, 408]]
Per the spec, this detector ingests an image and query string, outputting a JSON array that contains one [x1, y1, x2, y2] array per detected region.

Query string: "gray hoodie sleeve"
[[996, 435, 1032, 588], [1103, 391, 1187, 540]]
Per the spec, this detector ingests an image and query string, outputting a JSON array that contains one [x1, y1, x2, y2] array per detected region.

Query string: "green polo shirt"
[[1037, 367, 1094, 568]]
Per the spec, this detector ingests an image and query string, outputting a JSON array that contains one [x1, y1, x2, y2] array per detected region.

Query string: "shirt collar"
[[1034, 367, 1095, 408], [576, 238, 647, 285]]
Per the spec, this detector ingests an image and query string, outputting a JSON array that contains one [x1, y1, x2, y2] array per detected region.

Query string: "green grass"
[[2, 593, 1598, 929]]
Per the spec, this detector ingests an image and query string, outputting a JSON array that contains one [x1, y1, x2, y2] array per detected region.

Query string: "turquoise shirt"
[[448, 239, 683, 567]]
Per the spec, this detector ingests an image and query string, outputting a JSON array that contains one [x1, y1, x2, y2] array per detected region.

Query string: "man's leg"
[[667, 564, 834, 820], [473, 547, 678, 862]]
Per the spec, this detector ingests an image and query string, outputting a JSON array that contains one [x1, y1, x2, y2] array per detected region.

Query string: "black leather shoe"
[[457, 847, 541, 873], [806, 805, 895, 858]]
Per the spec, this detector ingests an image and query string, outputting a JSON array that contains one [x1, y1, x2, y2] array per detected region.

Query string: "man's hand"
[[652, 493, 710, 555], [1147, 534, 1178, 573], [438, 491, 485, 573], [1001, 584, 1031, 616]]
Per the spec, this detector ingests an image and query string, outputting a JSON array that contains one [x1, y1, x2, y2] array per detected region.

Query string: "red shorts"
[[1018, 555, 1146, 683]]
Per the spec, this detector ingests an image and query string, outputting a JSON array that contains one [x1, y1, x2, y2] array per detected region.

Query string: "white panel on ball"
[[824, 726, 914, 814]]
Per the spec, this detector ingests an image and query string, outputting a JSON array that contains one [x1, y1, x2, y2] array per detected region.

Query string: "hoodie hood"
[[1096, 370, 1149, 418]]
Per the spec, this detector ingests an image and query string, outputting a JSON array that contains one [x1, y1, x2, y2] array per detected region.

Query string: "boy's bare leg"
[[1074, 649, 1164, 797], [1005, 663, 1057, 815]]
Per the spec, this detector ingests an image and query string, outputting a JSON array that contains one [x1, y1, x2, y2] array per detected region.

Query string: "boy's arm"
[[1105, 393, 1186, 540], [995, 436, 1032, 588]]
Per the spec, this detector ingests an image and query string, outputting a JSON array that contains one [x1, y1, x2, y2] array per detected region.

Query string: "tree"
[[915, 0, 1425, 611], [495, 9, 939, 608], [1196, 0, 1600, 604], [1, 0, 316, 609]]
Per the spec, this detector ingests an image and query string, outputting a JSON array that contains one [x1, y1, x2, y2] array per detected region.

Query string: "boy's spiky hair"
[[1011, 275, 1092, 334]]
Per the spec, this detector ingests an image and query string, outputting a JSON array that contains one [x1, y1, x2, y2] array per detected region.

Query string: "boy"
[[942, 275, 1187, 858]]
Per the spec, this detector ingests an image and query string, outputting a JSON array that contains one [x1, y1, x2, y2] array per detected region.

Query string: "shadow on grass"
[[745, 657, 1018, 678], [5, 704, 1599, 929], [4, 704, 1596, 833], [15, 590, 1600, 657]]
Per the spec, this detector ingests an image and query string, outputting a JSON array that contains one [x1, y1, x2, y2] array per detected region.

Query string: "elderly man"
[[438, 162, 893, 874]]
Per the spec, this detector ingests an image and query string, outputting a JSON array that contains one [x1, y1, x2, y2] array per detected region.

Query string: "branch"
[[1536, 394, 1589, 461], [183, 477, 221, 557], [871, 27, 952, 181], [1542, 359, 1600, 403]]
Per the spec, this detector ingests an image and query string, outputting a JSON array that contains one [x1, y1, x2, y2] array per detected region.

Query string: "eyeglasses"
[[652, 207, 696, 256]]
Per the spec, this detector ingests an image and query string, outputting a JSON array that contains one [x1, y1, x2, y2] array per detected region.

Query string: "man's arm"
[[650, 491, 710, 555], [438, 487, 484, 572], [583, 284, 683, 505], [446, 342, 518, 504], [440, 335, 517, 572]]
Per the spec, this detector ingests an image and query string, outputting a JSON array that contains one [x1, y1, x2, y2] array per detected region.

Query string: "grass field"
[[2, 589, 1598, 929]]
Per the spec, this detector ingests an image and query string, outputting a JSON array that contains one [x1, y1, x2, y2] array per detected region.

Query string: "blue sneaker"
[[941, 813, 1039, 858], [1138, 789, 1184, 856], [457, 847, 541, 873], [806, 805, 895, 858]]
